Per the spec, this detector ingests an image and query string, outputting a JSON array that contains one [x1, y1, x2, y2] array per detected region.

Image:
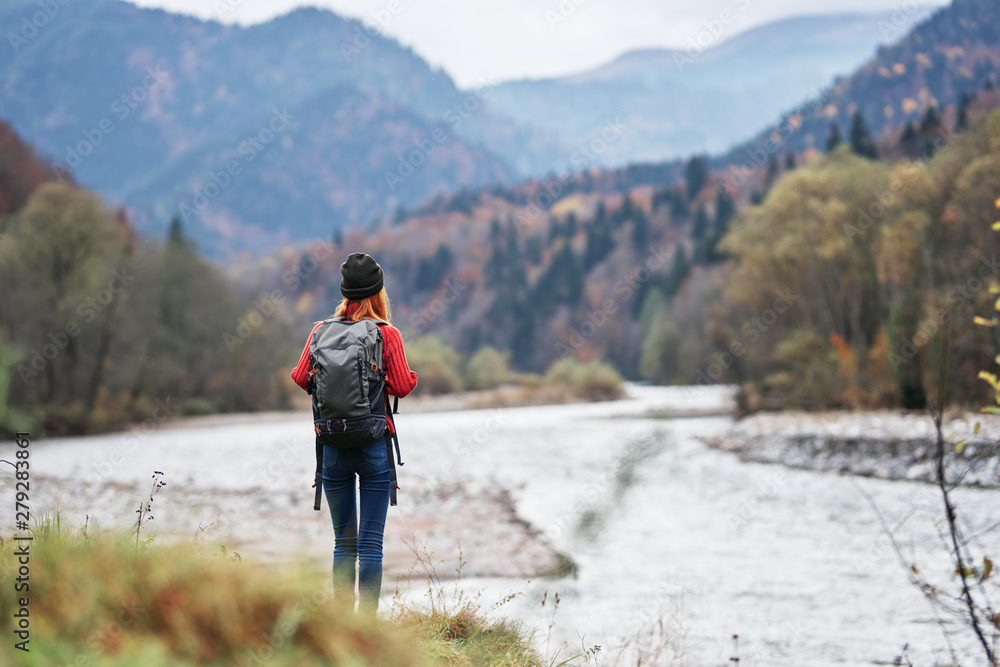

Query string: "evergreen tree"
[[691, 205, 710, 242], [919, 105, 941, 134], [707, 187, 735, 263], [619, 195, 637, 226], [168, 216, 185, 246], [415, 243, 453, 291], [565, 212, 577, 238], [765, 154, 779, 188], [584, 214, 614, 270], [663, 245, 690, 298], [955, 91, 973, 132], [825, 123, 842, 152], [889, 290, 928, 410], [684, 155, 708, 202], [849, 111, 878, 159], [489, 217, 502, 244], [525, 235, 542, 265], [538, 243, 583, 306], [714, 188, 735, 230], [900, 122, 918, 156], [630, 202, 650, 251]]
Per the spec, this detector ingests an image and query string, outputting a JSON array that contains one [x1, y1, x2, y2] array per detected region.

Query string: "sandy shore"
[[702, 410, 1000, 487]]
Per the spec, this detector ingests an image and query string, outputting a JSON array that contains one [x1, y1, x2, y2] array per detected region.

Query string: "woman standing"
[[291, 252, 417, 613]]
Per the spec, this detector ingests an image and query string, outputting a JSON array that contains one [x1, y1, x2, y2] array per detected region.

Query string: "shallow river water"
[[8, 385, 1000, 666]]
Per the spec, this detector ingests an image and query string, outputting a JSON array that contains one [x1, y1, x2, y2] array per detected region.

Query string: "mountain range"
[[0, 0, 962, 254], [489, 10, 936, 166]]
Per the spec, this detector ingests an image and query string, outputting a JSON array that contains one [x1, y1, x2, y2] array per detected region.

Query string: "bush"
[[543, 358, 624, 401], [464, 346, 514, 391], [405, 335, 464, 395]]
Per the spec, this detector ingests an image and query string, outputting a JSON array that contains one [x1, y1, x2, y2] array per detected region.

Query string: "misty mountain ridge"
[[490, 10, 937, 166], [0, 0, 952, 254]]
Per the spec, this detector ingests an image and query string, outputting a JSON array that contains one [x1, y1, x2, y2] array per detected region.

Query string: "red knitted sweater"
[[290, 316, 418, 432]]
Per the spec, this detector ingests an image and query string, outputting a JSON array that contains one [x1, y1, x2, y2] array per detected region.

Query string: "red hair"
[[334, 287, 392, 323]]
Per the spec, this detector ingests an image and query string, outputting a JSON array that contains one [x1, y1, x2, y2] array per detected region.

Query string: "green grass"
[[389, 539, 543, 667], [0, 523, 544, 666], [394, 605, 541, 666]]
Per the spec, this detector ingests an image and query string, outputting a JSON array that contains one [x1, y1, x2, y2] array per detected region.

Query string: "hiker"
[[290, 252, 418, 613]]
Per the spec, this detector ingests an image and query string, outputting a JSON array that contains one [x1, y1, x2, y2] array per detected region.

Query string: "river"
[[7, 384, 999, 666]]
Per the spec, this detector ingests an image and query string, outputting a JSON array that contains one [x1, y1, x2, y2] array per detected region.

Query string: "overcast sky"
[[128, 0, 949, 88]]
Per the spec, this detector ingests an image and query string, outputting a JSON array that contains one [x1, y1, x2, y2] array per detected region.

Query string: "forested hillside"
[[5, 0, 1000, 437], [677, 108, 1000, 409], [255, 87, 1000, 410], [0, 120, 294, 436], [720, 0, 1000, 166]]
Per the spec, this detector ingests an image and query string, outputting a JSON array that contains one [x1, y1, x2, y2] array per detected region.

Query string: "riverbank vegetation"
[[404, 340, 623, 404], [0, 119, 622, 437], [696, 109, 1000, 411], [0, 523, 545, 667], [3, 101, 998, 439]]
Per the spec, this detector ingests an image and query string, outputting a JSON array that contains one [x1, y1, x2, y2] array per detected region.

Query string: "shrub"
[[543, 358, 624, 401], [405, 335, 464, 395], [464, 346, 514, 391]]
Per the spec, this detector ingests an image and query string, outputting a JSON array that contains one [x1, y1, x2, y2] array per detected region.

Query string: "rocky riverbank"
[[701, 410, 1000, 487], [6, 470, 570, 582]]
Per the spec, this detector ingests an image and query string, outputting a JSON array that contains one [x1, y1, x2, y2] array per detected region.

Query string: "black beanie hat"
[[340, 252, 384, 299]]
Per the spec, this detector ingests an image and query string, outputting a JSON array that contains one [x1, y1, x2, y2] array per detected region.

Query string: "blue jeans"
[[322, 439, 391, 613]]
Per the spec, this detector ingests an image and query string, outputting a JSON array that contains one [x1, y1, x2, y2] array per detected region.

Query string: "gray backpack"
[[309, 318, 402, 508]]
